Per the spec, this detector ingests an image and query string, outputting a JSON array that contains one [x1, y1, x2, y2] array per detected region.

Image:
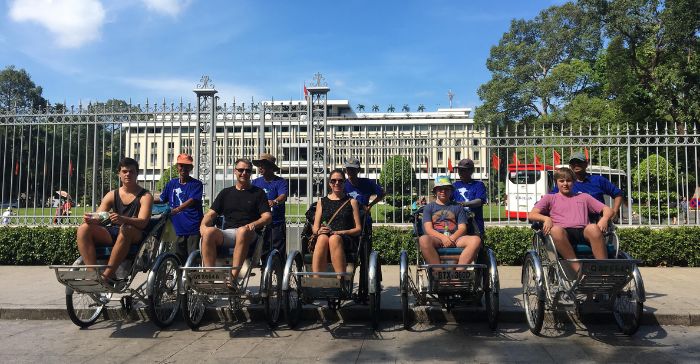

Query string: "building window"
[[455, 151, 461, 160], [472, 138, 479, 146], [473, 151, 480, 160], [437, 151, 443, 161], [167, 142, 174, 165], [150, 142, 158, 165], [133, 142, 141, 163]]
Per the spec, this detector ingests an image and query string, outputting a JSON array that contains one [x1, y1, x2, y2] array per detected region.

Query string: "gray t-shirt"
[[421, 201, 468, 234]]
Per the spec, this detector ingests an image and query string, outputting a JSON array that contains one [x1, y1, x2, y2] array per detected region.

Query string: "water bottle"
[[443, 224, 450, 237]]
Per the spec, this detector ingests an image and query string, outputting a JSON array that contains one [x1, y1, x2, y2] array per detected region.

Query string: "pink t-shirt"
[[533, 192, 606, 228]]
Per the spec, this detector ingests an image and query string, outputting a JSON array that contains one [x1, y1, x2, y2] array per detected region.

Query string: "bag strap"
[[327, 199, 351, 226]]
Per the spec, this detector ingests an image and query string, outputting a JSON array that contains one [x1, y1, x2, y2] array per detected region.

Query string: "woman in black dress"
[[312, 169, 362, 273]]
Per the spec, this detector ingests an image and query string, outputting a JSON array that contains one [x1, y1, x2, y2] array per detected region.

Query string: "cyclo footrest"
[[181, 266, 237, 295], [50, 264, 114, 293]]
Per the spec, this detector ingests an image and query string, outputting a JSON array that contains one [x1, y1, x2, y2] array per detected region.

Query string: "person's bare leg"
[[328, 235, 347, 275], [200, 226, 223, 267], [549, 226, 579, 272], [456, 235, 482, 265], [103, 225, 141, 279], [76, 223, 111, 268], [419, 235, 440, 265], [312, 235, 331, 275], [583, 224, 607, 260], [231, 228, 255, 281]]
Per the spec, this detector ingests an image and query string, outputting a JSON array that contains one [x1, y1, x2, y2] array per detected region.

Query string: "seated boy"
[[528, 167, 614, 273], [76, 158, 153, 283], [419, 175, 481, 266]]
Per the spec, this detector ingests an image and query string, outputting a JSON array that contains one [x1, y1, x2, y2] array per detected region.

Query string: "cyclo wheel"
[[147, 253, 180, 329], [484, 249, 500, 330], [263, 252, 283, 328], [66, 257, 111, 328], [368, 251, 382, 330], [283, 253, 304, 328], [181, 252, 205, 330], [399, 251, 411, 329], [522, 253, 545, 335], [613, 268, 643, 335]]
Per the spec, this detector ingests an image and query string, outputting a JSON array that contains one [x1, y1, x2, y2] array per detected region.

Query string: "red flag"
[[553, 149, 561, 165], [303, 82, 308, 97], [69, 160, 74, 177], [491, 153, 501, 170], [534, 153, 541, 164], [447, 158, 453, 173], [14, 161, 19, 176], [512, 152, 519, 165], [584, 147, 589, 161]]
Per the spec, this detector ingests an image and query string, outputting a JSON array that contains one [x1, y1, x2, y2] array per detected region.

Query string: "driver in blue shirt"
[[552, 152, 624, 218], [451, 158, 488, 236]]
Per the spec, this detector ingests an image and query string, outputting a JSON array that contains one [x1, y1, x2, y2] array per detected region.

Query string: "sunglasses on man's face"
[[329, 178, 345, 185], [236, 168, 252, 174]]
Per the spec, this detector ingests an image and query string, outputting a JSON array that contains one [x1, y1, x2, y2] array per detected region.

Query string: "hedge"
[[1, 225, 699, 267]]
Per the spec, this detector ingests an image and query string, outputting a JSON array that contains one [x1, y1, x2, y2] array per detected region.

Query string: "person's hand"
[[108, 212, 124, 225], [597, 219, 608, 233], [83, 214, 97, 224], [542, 217, 553, 235], [171, 207, 180, 215], [268, 200, 276, 208], [245, 222, 256, 231], [318, 226, 332, 235], [440, 235, 454, 247]]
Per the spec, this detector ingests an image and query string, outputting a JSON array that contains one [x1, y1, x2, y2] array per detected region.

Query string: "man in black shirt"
[[200, 158, 271, 282]]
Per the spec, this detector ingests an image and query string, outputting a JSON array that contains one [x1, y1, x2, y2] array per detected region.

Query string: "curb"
[[2, 304, 697, 327]]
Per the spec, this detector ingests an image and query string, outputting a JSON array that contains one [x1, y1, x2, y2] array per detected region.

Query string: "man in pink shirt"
[[528, 167, 614, 272]]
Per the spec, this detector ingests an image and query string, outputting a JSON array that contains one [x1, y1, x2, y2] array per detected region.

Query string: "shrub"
[[0, 226, 78, 265]]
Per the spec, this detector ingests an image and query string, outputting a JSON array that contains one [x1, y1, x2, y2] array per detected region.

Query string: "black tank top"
[[114, 188, 148, 221], [320, 196, 354, 232]]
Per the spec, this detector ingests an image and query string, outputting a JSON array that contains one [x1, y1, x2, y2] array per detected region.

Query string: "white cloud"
[[142, 0, 189, 17], [9, 0, 106, 48]]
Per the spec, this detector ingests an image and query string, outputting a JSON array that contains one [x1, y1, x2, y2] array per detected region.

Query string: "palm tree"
[[371, 105, 379, 112], [387, 104, 395, 112], [417, 104, 425, 112], [402, 104, 410, 112], [356, 104, 365, 112]]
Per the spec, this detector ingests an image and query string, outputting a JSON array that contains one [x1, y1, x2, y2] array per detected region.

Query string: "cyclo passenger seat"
[[529, 221, 617, 259], [94, 203, 170, 259]]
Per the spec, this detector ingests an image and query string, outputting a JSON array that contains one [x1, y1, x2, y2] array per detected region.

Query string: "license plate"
[[433, 270, 472, 281], [582, 263, 632, 275], [189, 271, 227, 281]]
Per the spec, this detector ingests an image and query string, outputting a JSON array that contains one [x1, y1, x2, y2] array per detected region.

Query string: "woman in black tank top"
[[311, 169, 362, 274]]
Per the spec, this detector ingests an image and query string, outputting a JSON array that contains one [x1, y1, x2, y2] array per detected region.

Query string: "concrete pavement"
[[0, 265, 698, 326]]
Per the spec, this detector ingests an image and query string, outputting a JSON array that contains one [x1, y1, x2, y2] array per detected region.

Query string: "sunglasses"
[[235, 168, 253, 174], [329, 179, 345, 185]]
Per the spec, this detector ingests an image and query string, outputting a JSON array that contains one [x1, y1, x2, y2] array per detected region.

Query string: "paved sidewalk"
[[0, 265, 698, 326]]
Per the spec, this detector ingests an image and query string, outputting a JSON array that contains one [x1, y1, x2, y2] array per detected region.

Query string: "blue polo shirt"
[[552, 174, 623, 203], [344, 178, 384, 222], [160, 177, 204, 236], [452, 179, 488, 234], [252, 175, 288, 225]]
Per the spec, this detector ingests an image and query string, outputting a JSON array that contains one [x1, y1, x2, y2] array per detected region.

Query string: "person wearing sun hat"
[[419, 175, 482, 265], [157, 153, 204, 262], [252, 153, 288, 259]]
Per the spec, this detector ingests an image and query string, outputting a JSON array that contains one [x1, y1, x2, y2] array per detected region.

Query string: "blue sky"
[[1, 0, 564, 111]]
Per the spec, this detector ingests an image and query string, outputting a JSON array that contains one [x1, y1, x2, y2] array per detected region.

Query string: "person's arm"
[[200, 209, 218, 229], [272, 179, 289, 206], [335, 199, 362, 237], [246, 212, 272, 231], [85, 191, 114, 224], [528, 207, 553, 235], [312, 199, 326, 235], [450, 208, 469, 241], [612, 195, 623, 217], [367, 182, 385, 211], [173, 198, 195, 215], [246, 189, 272, 231]]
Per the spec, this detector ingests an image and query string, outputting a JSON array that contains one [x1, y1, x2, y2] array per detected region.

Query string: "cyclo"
[[522, 220, 645, 335], [51, 204, 181, 328], [399, 206, 500, 329], [280, 203, 383, 329], [179, 220, 283, 330]]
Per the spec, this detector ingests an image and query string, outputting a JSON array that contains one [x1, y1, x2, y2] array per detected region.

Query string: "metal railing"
[[1, 102, 698, 228]]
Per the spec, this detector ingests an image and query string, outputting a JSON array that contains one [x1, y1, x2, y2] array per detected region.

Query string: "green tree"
[[401, 104, 410, 112], [475, 2, 602, 126], [371, 105, 379, 112], [387, 104, 396, 112], [356, 104, 365, 112], [379, 156, 414, 194], [0, 65, 47, 112], [156, 165, 178, 193], [632, 154, 678, 190], [417, 104, 426, 112]]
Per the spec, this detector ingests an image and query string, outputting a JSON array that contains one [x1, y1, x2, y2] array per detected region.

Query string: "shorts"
[[106, 225, 146, 244], [564, 227, 588, 247], [175, 234, 200, 262], [219, 227, 259, 252]]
